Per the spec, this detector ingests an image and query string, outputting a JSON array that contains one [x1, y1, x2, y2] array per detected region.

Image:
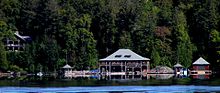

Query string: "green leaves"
[[0, 0, 220, 72], [172, 9, 194, 68]]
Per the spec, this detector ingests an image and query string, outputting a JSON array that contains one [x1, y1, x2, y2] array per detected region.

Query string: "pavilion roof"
[[62, 64, 72, 68], [174, 63, 183, 67], [193, 57, 210, 65], [99, 49, 150, 61]]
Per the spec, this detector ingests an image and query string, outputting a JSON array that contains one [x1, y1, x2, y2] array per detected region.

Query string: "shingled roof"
[[99, 49, 150, 61], [193, 57, 210, 65]]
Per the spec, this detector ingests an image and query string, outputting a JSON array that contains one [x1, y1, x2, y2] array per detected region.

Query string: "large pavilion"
[[99, 49, 150, 75]]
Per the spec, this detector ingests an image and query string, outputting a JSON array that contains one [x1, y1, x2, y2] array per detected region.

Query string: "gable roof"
[[62, 64, 72, 68], [193, 57, 210, 65], [99, 49, 150, 61], [174, 63, 183, 67], [14, 31, 32, 42]]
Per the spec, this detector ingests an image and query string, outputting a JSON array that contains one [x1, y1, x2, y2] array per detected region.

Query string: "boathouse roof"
[[99, 49, 150, 61], [174, 63, 183, 67], [193, 57, 210, 65]]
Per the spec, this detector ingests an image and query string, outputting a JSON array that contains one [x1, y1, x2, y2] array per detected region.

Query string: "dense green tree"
[[154, 26, 172, 67], [210, 29, 220, 66], [151, 47, 161, 67], [0, 21, 10, 71], [172, 9, 195, 68], [155, 0, 173, 26], [188, 0, 219, 57], [0, 0, 21, 29], [0, 0, 220, 72], [132, 0, 159, 57]]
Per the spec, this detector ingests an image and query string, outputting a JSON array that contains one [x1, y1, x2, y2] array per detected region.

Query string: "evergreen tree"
[[0, 21, 9, 71], [132, 0, 159, 57], [172, 9, 194, 67]]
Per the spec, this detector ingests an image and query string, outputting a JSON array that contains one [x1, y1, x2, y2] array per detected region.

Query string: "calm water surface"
[[0, 74, 220, 93]]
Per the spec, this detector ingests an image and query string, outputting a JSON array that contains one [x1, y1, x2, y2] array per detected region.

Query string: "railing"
[[190, 70, 212, 75]]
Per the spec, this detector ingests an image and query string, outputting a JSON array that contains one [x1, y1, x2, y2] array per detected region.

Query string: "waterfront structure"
[[3, 31, 31, 51], [62, 64, 73, 77], [190, 57, 212, 75], [173, 63, 183, 74], [99, 49, 150, 75]]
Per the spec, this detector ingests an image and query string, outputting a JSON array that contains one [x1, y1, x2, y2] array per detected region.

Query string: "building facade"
[[99, 49, 150, 75]]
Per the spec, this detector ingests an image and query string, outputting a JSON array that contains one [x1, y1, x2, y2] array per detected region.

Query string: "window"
[[9, 41, 13, 44], [9, 47, 13, 51], [20, 47, 24, 51], [14, 41, 19, 45], [5, 47, 8, 50], [124, 55, 131, 58], [115, 55, 122, 58], [14, 47, 19, 51]]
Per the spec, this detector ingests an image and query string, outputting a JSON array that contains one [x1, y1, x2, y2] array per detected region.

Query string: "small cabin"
[[99, 49, 150, 75], [173, 63, 183, 74], [3, 31, 31, 52], [190, 57, 212, 75]]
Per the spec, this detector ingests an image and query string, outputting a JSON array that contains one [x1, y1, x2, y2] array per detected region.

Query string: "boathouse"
[[190, 57, 211, 75], [99, 49, 150, 75]]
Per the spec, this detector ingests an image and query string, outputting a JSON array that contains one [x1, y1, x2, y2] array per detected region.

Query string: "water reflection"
[[99, 74, 177, 80], [0, 74, 220, 87], [0, 73, 213, 81], [0, 73, 219, 87], [190, 74, 210, 79], [99, 75, 148, 80], [150, 74, 174, 80]]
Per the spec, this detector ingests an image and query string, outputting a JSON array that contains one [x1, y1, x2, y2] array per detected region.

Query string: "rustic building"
[[3, 31, 31, 52]]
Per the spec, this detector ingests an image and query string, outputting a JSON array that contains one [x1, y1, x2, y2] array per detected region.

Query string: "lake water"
[[1, 86, 220, 93], [0, 74, 220, 93]]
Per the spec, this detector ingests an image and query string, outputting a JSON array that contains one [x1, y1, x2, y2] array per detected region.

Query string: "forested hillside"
[[0, 0, 219, 73]]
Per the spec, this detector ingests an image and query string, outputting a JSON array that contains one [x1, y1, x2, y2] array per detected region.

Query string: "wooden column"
[[121, 62, 123, 72], [98, 62, 100, 74], [132, 67, 134, 75], [109, 62, 111, 73], [147, 61, 150, 73], [125, 62, 127, 74], [132, 74, 134, 79], [106, 62, 107, 73], [141, 61, 142, 75]]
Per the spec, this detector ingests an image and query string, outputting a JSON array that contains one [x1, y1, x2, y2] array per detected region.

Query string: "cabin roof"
[[99, 49, 150, 61], [193, 57, 210, 65], [62, 64, 72, 68], [14, 31, 31, 42], [174, 63, 183, 67]]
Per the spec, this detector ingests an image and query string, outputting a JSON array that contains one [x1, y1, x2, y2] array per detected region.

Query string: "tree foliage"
[[0, 0, 220, 72]]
